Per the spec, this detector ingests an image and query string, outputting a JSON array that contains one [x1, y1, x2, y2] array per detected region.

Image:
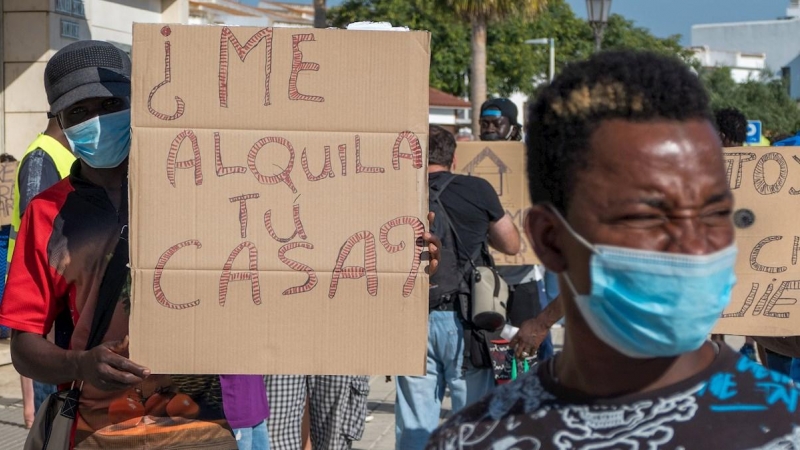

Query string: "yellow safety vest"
[[7, 134, 75, 265]]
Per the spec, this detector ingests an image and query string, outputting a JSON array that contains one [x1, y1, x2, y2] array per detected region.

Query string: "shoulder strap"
[[431, 172, 457, 201], [431, 174, 482, 270], [84, 224, 129, 351]]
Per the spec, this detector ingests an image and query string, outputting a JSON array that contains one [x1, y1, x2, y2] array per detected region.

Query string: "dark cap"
[[480, 98, 520, 127], [44, 40, 131, 115]]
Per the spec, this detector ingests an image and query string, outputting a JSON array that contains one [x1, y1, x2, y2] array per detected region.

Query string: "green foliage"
[[700, 67, 800, 139], [330, 0, 471, 95], [433, 0, 546, 22], [601, 15, 692, 62], [329, 0, 705, 98]]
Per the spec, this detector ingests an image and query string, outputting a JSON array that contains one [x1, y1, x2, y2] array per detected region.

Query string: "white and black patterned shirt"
[[427, 345, 800, 449]]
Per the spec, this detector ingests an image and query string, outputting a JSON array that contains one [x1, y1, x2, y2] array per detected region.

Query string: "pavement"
[[0, 330, 744, 450], [0, 340, 27, 450]]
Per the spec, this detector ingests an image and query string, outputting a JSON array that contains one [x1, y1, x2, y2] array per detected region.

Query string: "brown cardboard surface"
[[715, 147, 800, 336], [455, 141, 539, 265], [130, 24, 431, 374], [0, 162, 18, 227]]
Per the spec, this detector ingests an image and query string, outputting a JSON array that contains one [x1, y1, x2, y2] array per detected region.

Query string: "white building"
[[188, 0, 312, 27], [692, 0, 800, 98], [428, 87, 470, 134], [690, 46, 766, 83], [0, 0, 187, 158], [0, 0, 314, 158]]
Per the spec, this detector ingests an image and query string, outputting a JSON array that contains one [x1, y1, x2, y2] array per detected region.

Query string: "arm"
[[1, 199, 148, 391], [17, 150, 61, 215], [509, 295, 563, 358], [487, 213, 521, 255], [11, 331, 148, 391]]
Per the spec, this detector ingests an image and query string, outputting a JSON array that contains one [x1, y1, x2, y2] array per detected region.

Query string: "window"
[[61, 19, 80, 39], [71, 0, 85, 18], [55, 0, 85, 18], [55, 0, 72, 14]]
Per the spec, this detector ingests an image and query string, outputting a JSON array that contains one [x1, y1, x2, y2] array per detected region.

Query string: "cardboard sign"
[[0, 161, 18, 227], [129, 24, 431, 375], [716, 147, 800, 336], [456, 141, 539, 265]]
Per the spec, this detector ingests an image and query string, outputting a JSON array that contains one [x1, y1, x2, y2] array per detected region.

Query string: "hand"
[[510, 316, 549, 359], [424, 211, 442, 276], [77, 336, 150, 391]]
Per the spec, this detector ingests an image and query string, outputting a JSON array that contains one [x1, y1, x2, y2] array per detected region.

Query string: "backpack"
[[429, 173, 509, 330], [428, 173, 468, 310]]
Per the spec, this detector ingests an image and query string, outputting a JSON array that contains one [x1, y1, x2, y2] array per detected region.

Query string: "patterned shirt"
[[427, 345, 800, 450], [0, 161, 236, 449]]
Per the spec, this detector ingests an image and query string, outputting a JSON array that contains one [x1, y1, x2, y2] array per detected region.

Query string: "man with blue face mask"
[[0, 40, 236, 448], [427, 50, 800, 449]]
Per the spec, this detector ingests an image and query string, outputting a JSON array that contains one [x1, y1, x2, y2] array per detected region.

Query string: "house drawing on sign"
[[461, 147, 510, 197]]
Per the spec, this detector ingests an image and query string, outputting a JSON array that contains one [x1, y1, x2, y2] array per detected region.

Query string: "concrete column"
[[2, 0, 52, 159]]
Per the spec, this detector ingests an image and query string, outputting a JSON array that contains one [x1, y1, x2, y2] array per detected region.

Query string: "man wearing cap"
[[478, 98, 558, 364], [0, 40, 236, 448], [478, 98, 522, 142]]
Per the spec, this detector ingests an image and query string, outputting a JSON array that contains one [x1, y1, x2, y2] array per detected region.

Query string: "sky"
[[255, 0, 792, 45]]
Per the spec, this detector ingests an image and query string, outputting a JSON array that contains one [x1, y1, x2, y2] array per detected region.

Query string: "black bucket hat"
[[44, 40, 131, 115]]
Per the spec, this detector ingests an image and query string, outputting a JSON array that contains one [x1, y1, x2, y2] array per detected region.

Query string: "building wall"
[[2, 1, 88, 157], [692, 18, 800, 97], [1, 0, 189, 157], [85, 0, 162, 45]]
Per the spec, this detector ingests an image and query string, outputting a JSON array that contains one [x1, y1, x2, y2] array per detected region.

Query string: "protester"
[[710, 106, 763, 360], [715, 107, 748, 147], [427, 50, 800, 449], [221, 375, 271, 450], [8, 116, 74, 428], [394, 125, 520, 450], [508, 107, 756, 359], [480, 97, 557, 363], [265, 374, 370, 449], [0, 40, 236, 448]]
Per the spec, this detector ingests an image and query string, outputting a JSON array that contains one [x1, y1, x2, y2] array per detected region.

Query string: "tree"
[[330, 0, 694, 100], [314, 0, 327, 28], [701, 67, 800, 139], [433, 0, 547, 135], [330, 0, 471, 96]]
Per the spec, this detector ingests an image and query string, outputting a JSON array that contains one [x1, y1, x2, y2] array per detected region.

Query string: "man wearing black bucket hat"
[[0, 40, 236, 448]]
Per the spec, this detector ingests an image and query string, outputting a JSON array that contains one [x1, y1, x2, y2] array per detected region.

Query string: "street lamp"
[[525, 38, 555, 82], [586, 0, 612, 52]]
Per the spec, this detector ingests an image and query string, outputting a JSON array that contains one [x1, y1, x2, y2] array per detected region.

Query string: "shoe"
[[739, 343, 756, 361], [365, 414, 374, 423]]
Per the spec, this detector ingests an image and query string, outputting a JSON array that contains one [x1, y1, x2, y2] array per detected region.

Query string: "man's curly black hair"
[[525, 50, 713, 213], [714, 107, 748, 146]]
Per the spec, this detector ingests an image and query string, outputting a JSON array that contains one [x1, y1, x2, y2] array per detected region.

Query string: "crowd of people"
[[0, 28, 799, 450]]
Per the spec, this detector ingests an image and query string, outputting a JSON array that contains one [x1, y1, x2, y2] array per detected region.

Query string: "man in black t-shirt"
[[395, 125, 520, 450], [427, 50, 800, 449]]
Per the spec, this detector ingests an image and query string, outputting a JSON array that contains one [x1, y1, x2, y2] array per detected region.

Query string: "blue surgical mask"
[[552, 208, 737, 358], [64, 109, 131, 169]]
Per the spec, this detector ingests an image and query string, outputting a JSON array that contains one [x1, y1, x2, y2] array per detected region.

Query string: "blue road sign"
[[746, 120, 762, 144]]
